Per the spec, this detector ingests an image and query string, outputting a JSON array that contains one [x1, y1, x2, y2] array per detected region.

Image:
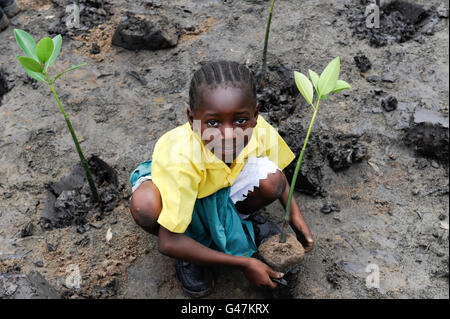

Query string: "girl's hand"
[[242, 258, 284, 289], [290, 216, 314, 253]]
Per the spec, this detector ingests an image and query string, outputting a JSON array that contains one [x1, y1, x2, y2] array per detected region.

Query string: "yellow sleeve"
[[257, 116, 296, 170], [151, 137, 202, 234]]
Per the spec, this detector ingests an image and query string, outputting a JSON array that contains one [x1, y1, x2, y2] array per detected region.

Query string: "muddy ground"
[[0, 0, 448, 299]]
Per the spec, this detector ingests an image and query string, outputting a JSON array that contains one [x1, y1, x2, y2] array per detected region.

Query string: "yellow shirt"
[[151, 115, 295, 233]]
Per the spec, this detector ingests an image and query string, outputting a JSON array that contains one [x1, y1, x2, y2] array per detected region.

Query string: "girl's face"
[[187, 86, 259, 163]]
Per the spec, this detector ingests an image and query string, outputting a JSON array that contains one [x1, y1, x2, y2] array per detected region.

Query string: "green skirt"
[[130, 160, 257, 257]]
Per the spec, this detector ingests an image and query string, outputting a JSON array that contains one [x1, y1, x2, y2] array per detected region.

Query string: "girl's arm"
[[279, 173, 314, 252], [158, 226, 283, 288]]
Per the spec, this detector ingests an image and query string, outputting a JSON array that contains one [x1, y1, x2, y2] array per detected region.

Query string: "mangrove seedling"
[[261, 0, 276, 85], [280, 57, 351, 243], [14, 29, 100, 203]]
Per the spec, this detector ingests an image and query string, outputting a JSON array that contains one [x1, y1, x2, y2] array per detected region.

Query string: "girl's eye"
[[235, 119, 248, 125], [207, 120, 219, 127]]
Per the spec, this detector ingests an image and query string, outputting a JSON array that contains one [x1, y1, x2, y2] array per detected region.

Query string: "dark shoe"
[[0, 0, 20, 18], [175, 260, 214, 298], [248, 213, 281, 247], [0, 9, 8, 32]]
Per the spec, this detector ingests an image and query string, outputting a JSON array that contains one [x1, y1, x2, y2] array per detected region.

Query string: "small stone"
[[321, 204, 340, 214], [47, 243, 56, 252], [76, 224, 88, 234], [89, 222, 104, 229], [321, 205, 333, 214], [412, 188, 420, 196], [34, 261, 44, 268], [439, 214, 446, 221], [20, 222, 34, 238], [431, 160, 440, 169]]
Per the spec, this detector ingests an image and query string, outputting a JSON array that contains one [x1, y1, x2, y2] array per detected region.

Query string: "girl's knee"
[[129, 181, 162, 234]]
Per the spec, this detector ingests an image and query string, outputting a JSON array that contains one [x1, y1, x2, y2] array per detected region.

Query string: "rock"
[[111, 12, 179, 51], [381, 96, 398, 112], [404, 109, 449, 164], [89, 221, 104, 229], [258, 233, 305, 274], [353, 53, 371, 73]]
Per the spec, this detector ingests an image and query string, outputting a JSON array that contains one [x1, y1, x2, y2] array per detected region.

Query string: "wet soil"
[[0, 0, 448, 299]]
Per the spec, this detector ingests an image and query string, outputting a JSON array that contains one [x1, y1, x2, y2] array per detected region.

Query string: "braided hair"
[[189, 61, 257, 110]]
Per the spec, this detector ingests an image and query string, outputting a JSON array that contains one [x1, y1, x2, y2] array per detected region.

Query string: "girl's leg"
[[129, 180, 162, 235], [234, 169, 286, 215]]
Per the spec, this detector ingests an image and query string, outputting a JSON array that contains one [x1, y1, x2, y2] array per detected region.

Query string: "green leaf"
[[45, 35, 62, 70], [17, 56, 44, 73], [36, 37, 54, 64], [331, 80, 351, 94], [294, 71, 314, 106], [308, 69, 320, 95], [23, 67, 47, 83], [53, 62, 86, 82], [14, 29, 38, 60], [318, 57, 341, 97]]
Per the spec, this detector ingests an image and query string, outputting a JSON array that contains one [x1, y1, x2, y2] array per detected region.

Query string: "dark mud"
[[41, 156, 121, 230], [404, 108, 449, 164], [111, 11, 179, 51]]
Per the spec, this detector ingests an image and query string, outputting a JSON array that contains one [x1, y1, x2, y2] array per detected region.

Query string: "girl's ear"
[[187, 107, 194, 126], [254, 103, 260, 119]]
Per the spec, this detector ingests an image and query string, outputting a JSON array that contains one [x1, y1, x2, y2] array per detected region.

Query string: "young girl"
[[129, 61, 313, 298]]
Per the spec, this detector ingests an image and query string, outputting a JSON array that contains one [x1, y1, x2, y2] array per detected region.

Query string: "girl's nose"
[[222, 127, 235, 140]]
